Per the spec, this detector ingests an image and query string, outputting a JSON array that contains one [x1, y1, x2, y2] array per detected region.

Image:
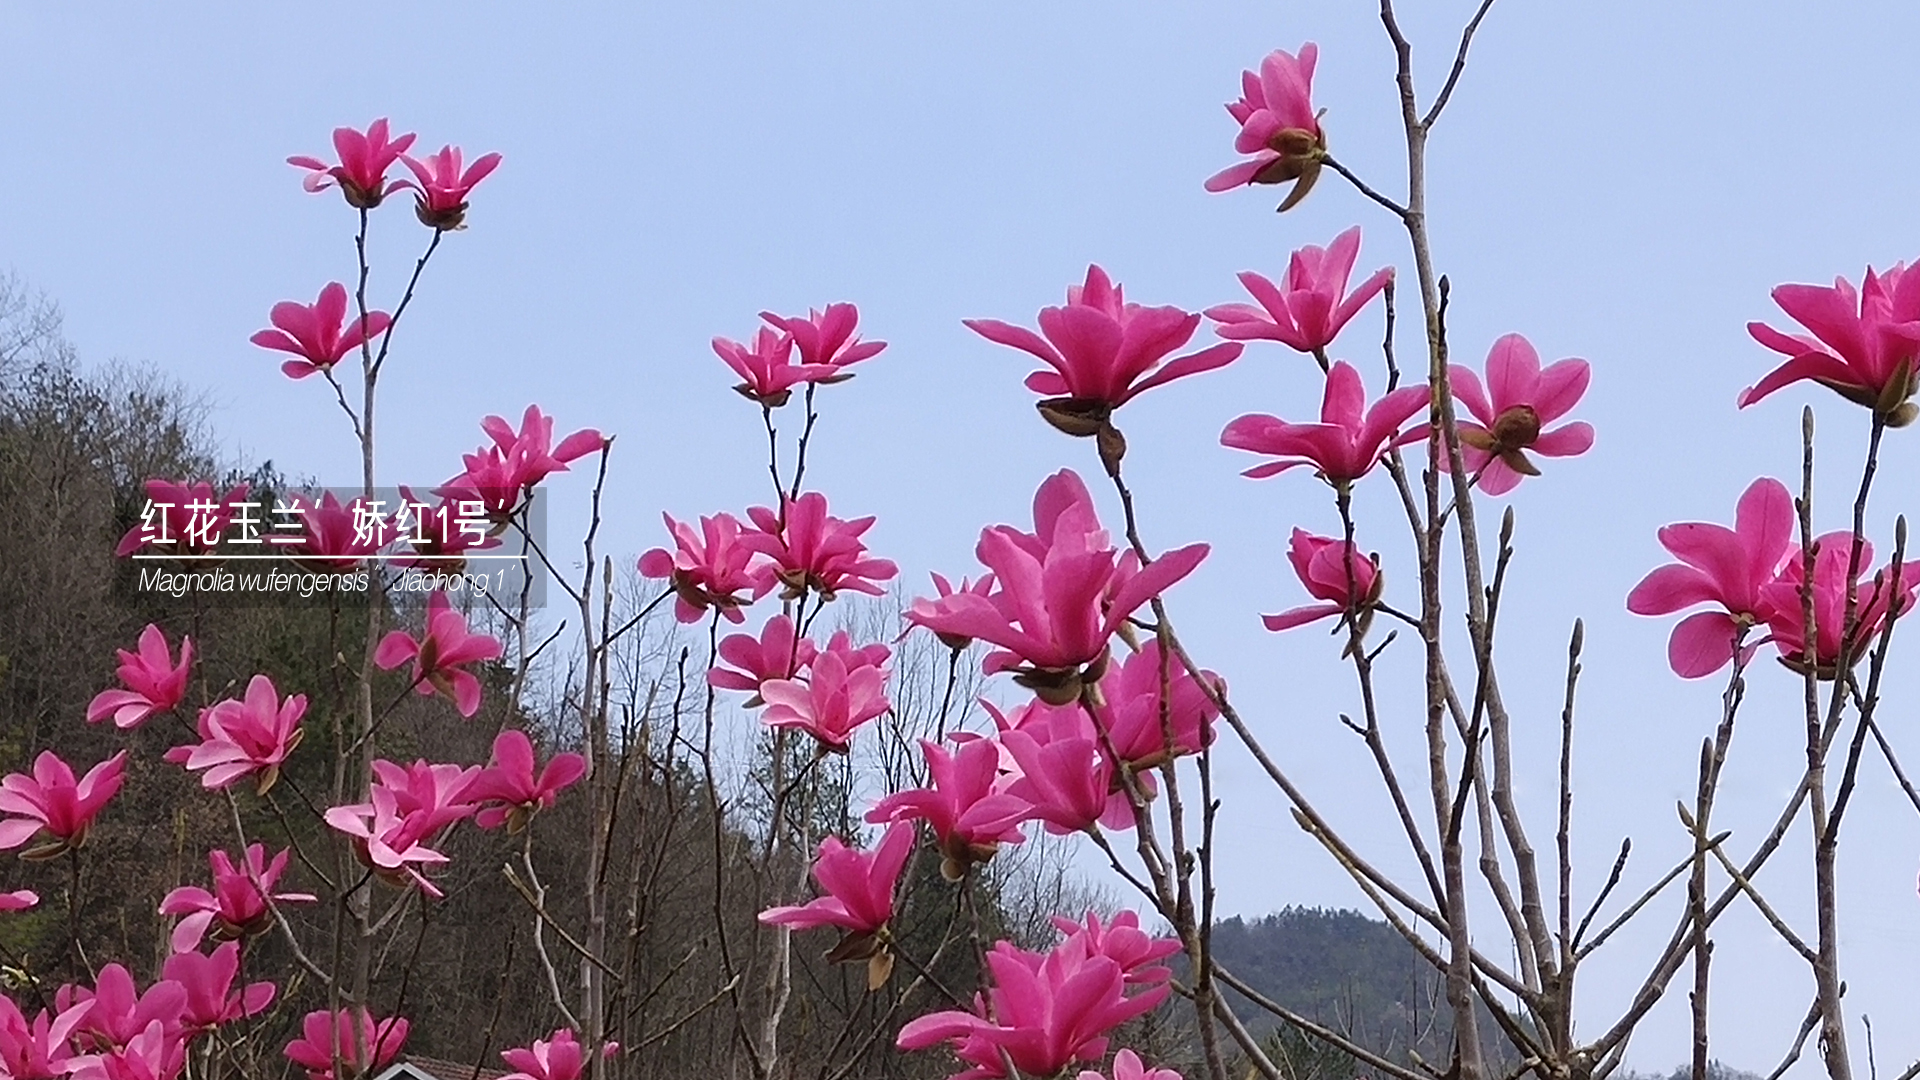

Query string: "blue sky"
[[5, 2, 1920, 1072]]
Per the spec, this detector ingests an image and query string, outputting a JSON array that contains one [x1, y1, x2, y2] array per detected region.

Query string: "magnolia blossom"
[[867, 737, 1030, 880], [1265, 529, 1381, 634], [323, 786, 454, 898], [713, 326, 829, 406], [0, 751, 127, 859], [87, 625, 192, 730], [57, 963, 184, 1053], [1207, 228, 1393, 355], [1204, 44, 1325, 210], [761, 823, 916, 988], [287, 119, 417, 208], [500, 1028, 617, 1080], [744, 492, 898, 601], [0, 997, 96, 1079], [759, 633, 891, 753], [964, 266, 1240, 450], [374, 591, 505, 717], [439, 406, 605, 519], [370, 759, 481, 835], [996, 703, 1135, 835], [1054, 910, 1181, 986], [1087, 641, 1222, 769], [324, 759, 476, 896], [708, 615, 817, 700], [906, 470, 1206, 704], [161, 942, 275, 1032], [115, 479, 251, 557], [160, 844, 317, 954], [638, 511, 770, 624], [164, 675, 306, 794], [1742, 261, 1920, 424], [1627, 478, 1795, 678], [1221, 359, 1426, 483], [68, 1017, 183, 1080], [1079, 1050, 1185, 1080], [1450, 334, 1594, 495], [897, 931, 1168, 1080], [918, 573, 996, 651], [467, 730, 587, 833], [1761, 533, 1917, 678], [399, 144, 503, 229], [250, 282, 392, 380], [760, 303, 887, 374], [283, 1008, 409, 1080]]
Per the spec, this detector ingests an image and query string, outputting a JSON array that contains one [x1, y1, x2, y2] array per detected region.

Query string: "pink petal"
[[1669, 611, 1740, 679]]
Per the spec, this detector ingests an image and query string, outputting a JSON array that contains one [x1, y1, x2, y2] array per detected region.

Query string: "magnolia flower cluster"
[[0, 941, 276, 1080]]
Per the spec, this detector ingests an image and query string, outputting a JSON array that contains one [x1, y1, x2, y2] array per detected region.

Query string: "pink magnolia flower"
[[760, 303, 887, 375], [1207, 228, 1393, 356], [897, 936, 1167, 1080], [0, 890, 36, 912], [159, 844, 317, 954], [161, 942, 274, 1032], [115, 479, 251, 557], [323, 785, 454, 898], [370, 759, 481, 835], [1079, 1050, 1184, 1080], [68, 1017, 183, 1080], [744, 492, 899, 602], [964, 266, 1241, 447], [87, 625, 193, 730], [906, 470, 1207, 704], [761, 823, 915, 986], [399, 144, 503, 229], [1761, 533, 1918, 678], [1052, 910, 1180, 987], [638, 511, 771, 624], [374, 591, 504, 717], [867, 737, 1030, 879], [1627, 478, 1796, 678], [1088, 641, 1221, 769], [250, 282, 393, 380], [1265, 529, 1382, 634], [283, 1008, 409, 1080], [0, 751, 127, 859], [467, 730, 587, 833], [709, 615, 817, 701], [287, 119, 417, 208], [916, 573, 997, 651], [440, 406, 605, 519], [164, 675, 306, 795], [0, 997, 96, 1080], [277, 491, 386, 572], [57, 963, 185, 1053], [1204, 44, 1325, 210], [1742, 262, 1920, 424], [996, 704, 1134, 835], [1220, 360, 1426, 483], [760, 632, 891, 753], [712, 327, 831, 407], [1450, 334, 1594, 496], [499, 1029, 617, 1080]]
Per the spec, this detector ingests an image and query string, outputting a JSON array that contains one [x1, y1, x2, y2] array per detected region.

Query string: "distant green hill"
[[1204, 908, 1759, 1080], [1205, 907, 1517, 1076]]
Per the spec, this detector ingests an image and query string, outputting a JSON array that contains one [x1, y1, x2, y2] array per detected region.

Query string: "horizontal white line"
[[129, 555, 529, 561]]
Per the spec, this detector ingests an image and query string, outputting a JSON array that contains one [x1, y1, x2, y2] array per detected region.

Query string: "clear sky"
[[4, 2, 1919, 1073]]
